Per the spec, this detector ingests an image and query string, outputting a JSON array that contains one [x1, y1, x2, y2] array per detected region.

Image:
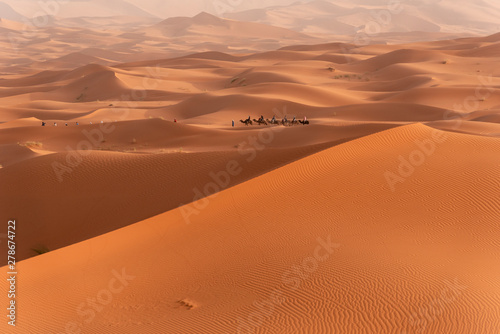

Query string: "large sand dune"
[[0, 26, 499, 333], [2, 124, 499, 333]]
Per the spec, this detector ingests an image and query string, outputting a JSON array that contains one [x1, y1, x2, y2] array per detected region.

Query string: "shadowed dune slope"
[[0, 138, 339, 263]]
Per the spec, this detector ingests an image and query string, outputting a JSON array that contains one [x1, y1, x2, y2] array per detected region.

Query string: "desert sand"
[[0, 5, 500, 333]]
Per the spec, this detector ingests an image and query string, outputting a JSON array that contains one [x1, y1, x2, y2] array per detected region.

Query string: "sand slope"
[[1, 30, 500, 333], [3, 124, 499, 333]]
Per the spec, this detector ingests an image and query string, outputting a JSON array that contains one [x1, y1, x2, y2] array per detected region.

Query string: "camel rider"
[[304, 116, 307, 122], [284, 115, 288, 122], [260, 115, 264, 122], [293, 116, 296, 122], [271, 115, 276, 122]]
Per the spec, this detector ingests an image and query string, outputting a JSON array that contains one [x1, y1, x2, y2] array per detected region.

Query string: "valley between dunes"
[[0, 32, 499, 333]]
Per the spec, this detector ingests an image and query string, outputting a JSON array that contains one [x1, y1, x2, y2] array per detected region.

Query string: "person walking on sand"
[[42, 122, 46, 126], [232, 120, 235, 127]]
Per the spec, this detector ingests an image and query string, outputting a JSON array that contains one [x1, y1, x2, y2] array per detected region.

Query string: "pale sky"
[[1, 0, 312, 19]]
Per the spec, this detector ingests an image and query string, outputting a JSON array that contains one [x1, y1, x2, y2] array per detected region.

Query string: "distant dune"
[[146, 12, 312, 40], [0, 12, 320, 72], [0, 2, 24, 21], [227, 0, 500, 36], [3, 2, 497, 74]]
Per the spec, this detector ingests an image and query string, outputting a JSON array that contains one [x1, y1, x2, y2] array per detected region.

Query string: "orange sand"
[[0, 20, 499, 333]]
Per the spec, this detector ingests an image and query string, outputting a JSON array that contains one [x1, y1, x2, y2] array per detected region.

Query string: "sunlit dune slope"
[[3, 124, 500, 333]]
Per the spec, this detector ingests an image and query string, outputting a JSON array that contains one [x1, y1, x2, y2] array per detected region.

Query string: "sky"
[[0, 0, 312, 19]]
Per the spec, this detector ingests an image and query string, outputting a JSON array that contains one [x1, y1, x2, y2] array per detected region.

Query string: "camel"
[[253, 118, 268, 126], [240, 119, 253, 126], [299, 120, 310, 125], [267, 117, 281, 125]]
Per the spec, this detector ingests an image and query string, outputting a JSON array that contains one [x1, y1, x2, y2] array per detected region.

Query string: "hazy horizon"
[[1, 0, 312, 19], [1, 0, 498, 38]]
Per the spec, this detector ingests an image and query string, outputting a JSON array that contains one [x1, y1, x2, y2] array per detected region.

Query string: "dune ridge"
[[3, 124, 499, 333]]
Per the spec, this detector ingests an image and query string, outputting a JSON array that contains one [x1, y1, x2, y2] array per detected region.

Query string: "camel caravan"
[[240, 115, 309, 126]]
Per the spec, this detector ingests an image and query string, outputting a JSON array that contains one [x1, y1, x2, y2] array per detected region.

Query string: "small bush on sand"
[[32, 246, 50, 255]]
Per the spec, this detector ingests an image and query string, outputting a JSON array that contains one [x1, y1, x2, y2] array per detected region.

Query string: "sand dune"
[[3, 124, 499, 333], [0, 2, 24, 21], [457, 42, 500, 57], [471, 113, 500, 124], [427, 119, 500, 137], [54, 16, 162, 29], [0, 142, 41, 166], [133, 12, 318, 51], [1, 26, 500, 334], [0, 129, 344, 262], [353, 74, 435, 92], [354, 49, 447, 71], [34, 69, 130, 102]]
